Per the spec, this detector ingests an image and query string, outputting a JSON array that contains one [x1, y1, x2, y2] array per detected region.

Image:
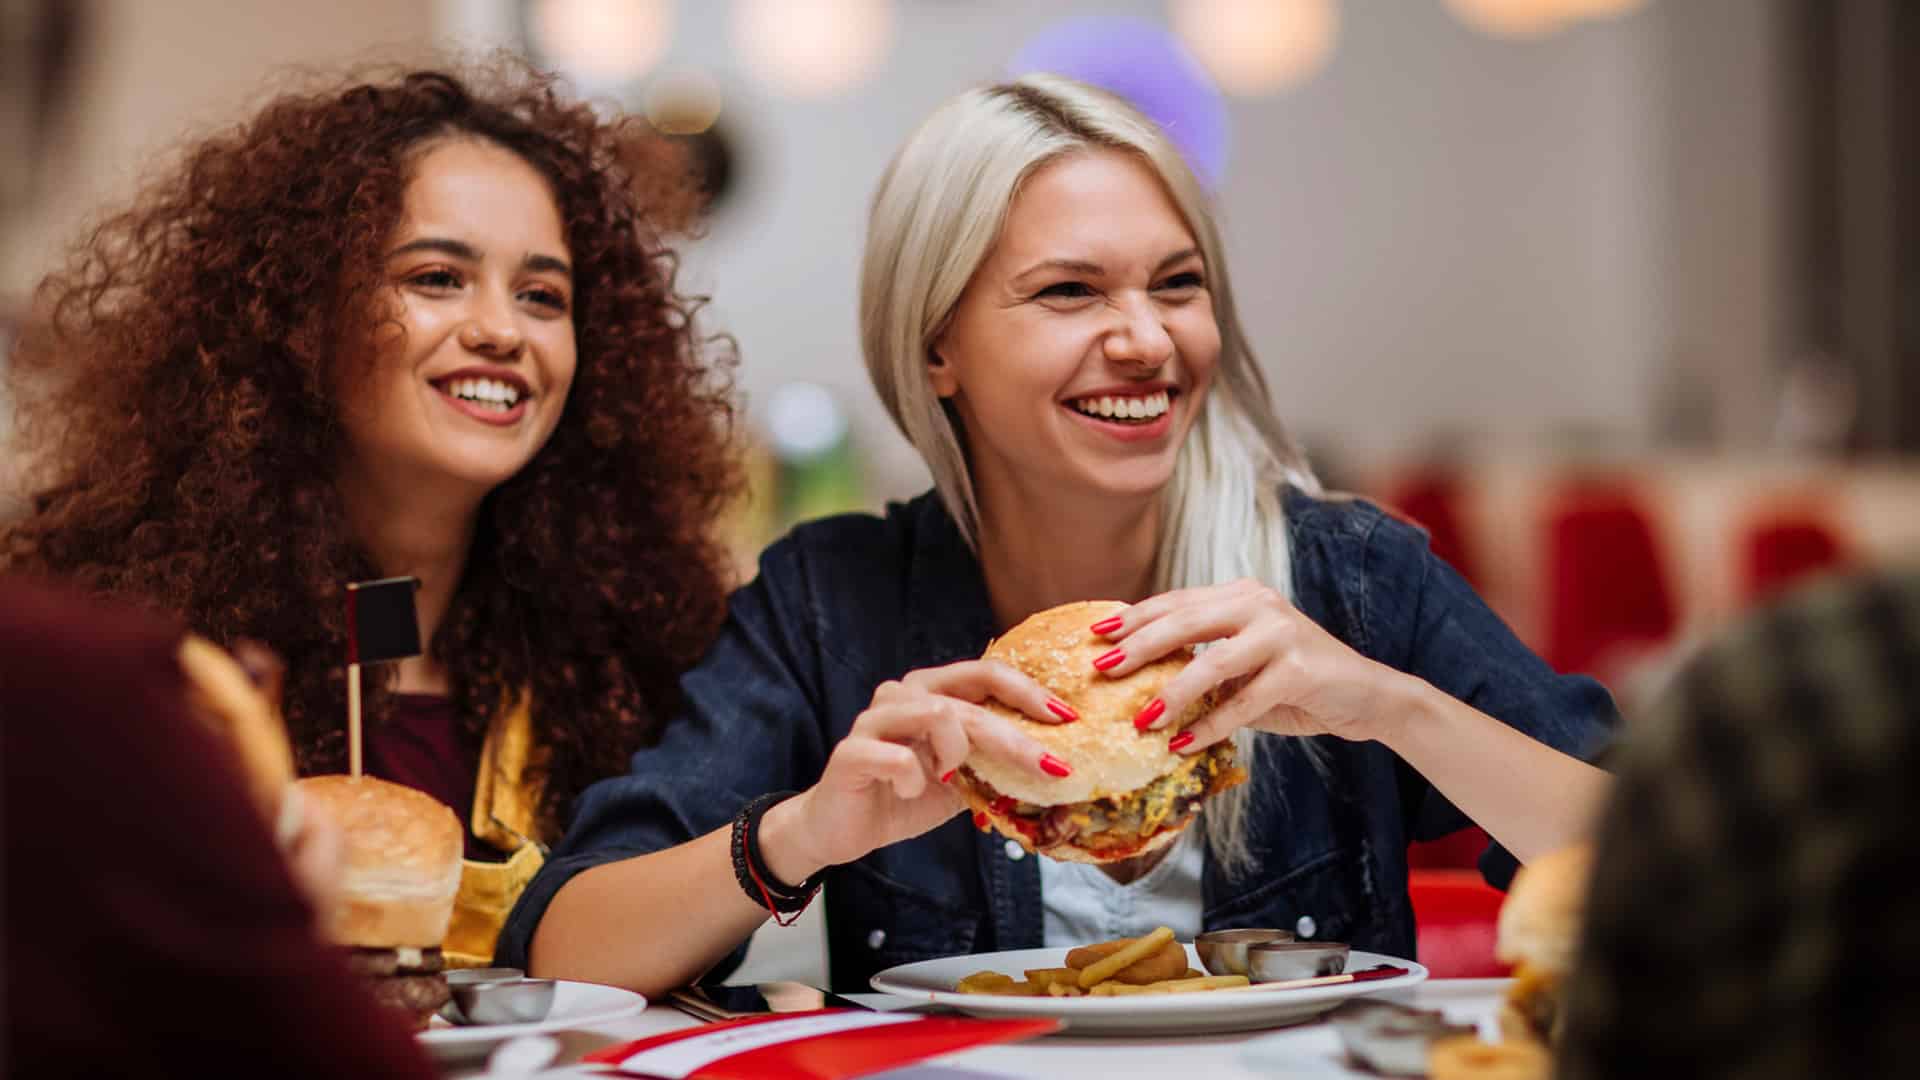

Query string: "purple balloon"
[[1005, 15, 1231, 190]]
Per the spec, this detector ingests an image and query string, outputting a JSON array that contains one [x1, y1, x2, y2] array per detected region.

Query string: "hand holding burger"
[[954, 601, 1247, 863], [1089, 577, 1430, 749]]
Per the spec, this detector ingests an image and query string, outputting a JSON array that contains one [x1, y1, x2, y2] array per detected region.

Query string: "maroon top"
[[0, 577, 435, 1079], [365, 692, 493, 860]]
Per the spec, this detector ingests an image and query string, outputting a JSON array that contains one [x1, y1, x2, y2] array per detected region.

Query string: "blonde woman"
[[501, 76, 1615, 995]]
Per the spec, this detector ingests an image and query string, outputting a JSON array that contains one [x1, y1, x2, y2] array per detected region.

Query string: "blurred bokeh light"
[[1006, 15, 1230, 191], [732, 0, 894, 99], [1170, 0, 1339, 96], [526, 0, 672, 85]]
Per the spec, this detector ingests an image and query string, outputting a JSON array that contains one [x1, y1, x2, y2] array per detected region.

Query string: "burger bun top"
[[294, 774, 463, 948], [967, 601, 1215, 805], [1495, 842, 1594, 975]]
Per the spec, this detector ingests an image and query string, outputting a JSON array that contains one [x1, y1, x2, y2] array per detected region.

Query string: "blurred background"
[[2, 0, 1916, 980]]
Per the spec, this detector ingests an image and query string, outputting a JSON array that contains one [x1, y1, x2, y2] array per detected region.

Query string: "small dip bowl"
[[450, 977, 558, 1027], [1246, 940, 1350, 983], [446, 967, 525, 988], [1194, 928, 1296, 977]]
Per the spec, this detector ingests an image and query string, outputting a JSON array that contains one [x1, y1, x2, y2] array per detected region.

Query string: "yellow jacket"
[[443, 695, 548, 968]]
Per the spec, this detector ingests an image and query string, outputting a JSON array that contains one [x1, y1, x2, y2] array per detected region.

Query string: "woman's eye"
[[521, 286, 570, 313], [409, 269, 461, 291], [1036, 282, 1095, 300], [1157, 272, 1205, 291]]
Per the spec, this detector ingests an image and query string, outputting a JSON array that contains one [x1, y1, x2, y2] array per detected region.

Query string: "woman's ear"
[[927, 345, 959, 398]]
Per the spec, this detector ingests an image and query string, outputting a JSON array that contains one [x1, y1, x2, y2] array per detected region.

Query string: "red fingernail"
[[1093, 648, 1125, 672], [1039, 753, 1072, 777], [1133, 698, 1166, 730], [941, 770, 956, 784], [1090, 616, 1124, 635], [973, 811, 990, 829], [1168, 731, 1195, 752], [1047, 698, 1080, 723]]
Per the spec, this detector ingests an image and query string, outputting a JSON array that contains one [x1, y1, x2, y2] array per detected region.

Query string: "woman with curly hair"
[[2, 61, 741, 967]]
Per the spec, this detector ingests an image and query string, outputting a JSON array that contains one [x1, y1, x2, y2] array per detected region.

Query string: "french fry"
[[1024, 967, 1079, 990], [1077, 926, 1175, 989], [1045, 981, 1085, 997], [1183, 968, 1204, 979], [980, 979, 1043, 996], [1065, 939, 1127, 970], [956, 971, 1014, 994], [1159, 974, 1250, 993]]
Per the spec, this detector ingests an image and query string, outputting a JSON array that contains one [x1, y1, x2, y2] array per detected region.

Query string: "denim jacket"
[[495, 488, 1616, 991]]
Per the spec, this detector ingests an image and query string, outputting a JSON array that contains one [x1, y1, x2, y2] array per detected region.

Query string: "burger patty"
[[368, 971, 454, 1016], [970, 741, 1246, 853]]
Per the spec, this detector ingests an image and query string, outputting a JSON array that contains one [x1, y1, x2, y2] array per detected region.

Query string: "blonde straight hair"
[[860, 74, 1319, 875]]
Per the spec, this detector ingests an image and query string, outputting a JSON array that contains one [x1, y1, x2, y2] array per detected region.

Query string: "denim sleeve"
[[1367, 514, 1619, 889], [494, 539, 834, 977]]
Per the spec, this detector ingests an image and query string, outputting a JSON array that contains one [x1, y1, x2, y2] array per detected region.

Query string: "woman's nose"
[[1103, 296, 1175, 370], [457, 292, 525, 359]]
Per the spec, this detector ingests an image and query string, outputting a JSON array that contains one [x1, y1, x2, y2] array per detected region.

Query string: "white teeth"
[[443, 376, 523, 409], [1071, 391, 1170, 422]]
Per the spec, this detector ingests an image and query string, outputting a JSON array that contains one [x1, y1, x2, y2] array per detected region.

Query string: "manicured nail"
[[1133, 698, 1166, 731], [1047, 698, 1080, 723], [972, 811, 990, 829], [1039, 753, 1073, 777], [1168, 731, 1196, 753], [1093, 648, 1125, 672], [1090, 616, 1124, 635], [941, 770, 956, 784]]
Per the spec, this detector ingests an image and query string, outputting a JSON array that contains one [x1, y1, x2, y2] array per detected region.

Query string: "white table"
[[444, 979, 1509, 1078]]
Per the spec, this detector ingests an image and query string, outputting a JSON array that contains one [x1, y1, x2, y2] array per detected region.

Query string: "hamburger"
[[294, 775, 464, 1032], [953, 600, 1247, 864], [1494, 843, 1594, 1048]]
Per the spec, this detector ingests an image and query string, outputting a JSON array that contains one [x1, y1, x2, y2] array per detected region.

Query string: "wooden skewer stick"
[[347, 662, 363, 778]]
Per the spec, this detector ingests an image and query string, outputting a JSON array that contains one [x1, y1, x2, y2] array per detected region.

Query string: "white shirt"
[[1039, 826, 1206, 946]]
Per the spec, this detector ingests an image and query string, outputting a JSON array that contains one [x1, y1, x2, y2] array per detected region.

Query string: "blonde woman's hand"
[[759, 660, 1074, 885], [1089, 578, 1422, 753]]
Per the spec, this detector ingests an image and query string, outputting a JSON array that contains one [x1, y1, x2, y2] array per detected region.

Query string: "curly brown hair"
[[3, 58, 742, 833]]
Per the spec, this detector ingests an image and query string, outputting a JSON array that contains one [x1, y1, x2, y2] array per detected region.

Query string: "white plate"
[[417, 980, 647, 1064], [871, 946, 1426, 1035]]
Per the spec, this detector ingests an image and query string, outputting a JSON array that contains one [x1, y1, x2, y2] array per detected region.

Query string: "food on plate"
[[1426, 1034, 1551, 1080], [177, 635, 298, 841], [953, 600, 1248, 864], [295, 774, 464, 1031], [1495, 843, 1593, 1048], [1418, 843, 1590, 1077], [953, 927, 1250, 997]]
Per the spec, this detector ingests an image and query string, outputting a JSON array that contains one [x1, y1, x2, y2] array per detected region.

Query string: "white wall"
[[438, 0, 1786, 501], [1, 0, 440, 297]]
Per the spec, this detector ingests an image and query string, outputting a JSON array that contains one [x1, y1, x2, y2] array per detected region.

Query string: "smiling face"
[[336, 137, 577, 502], [931, 148, 1218, 510]]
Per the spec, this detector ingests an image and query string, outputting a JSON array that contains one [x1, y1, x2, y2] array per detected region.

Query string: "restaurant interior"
[[3, 1, 1916, 1077]]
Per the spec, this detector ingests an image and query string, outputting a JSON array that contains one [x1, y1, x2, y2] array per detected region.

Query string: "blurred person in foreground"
[[0, 576, 433, 1078], [0, 59, 741, 966], [501, 74, 1617, 995], [1557, 568, 1920, 1079]]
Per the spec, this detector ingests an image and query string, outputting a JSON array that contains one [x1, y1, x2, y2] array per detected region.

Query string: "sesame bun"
[[1495, 843, 1594, 976], [966, 601, 1216, 806], [293, 775, 463, 949]]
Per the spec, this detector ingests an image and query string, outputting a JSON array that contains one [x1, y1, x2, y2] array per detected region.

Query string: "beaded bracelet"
[[729, 790, 824, 925]]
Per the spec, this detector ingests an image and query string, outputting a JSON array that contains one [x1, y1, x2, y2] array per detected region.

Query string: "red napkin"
[[585, 1009, 1059, 1080]]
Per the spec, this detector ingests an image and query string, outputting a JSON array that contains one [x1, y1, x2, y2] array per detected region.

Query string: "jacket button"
[[1295, 915, 1317, 939], [867, 929, 887, 949], [1004, 840, 1026, 861]]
